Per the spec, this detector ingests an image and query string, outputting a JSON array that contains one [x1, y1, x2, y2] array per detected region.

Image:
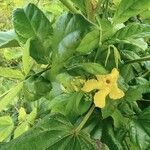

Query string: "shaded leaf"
[[128, 107, 150, 150], [50, 92, 91, 122], [23, 75, 51, 101], [102, 120, 123, 150], [101, 98, 119, 119], [120, 64, 135, 83]]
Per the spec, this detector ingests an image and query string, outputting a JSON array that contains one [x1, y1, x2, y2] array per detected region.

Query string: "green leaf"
[[26, 108, 37, 125], [99, 18, 114, 41], [29, 37, 52, 64], [111, 109, 129, 128], [76, 29, 99, 54], [13, 122, 29, 139], [50, 92, 91, 122], [0, 114, 96, 150], [121, 38, 148, 50], [113, 0, 150, 24], [124, 86, 142, 102], [120, 64, 135, 83], [101, 98, 119, 119], [112, 23, 150, 41], [75, 63, 108, 75], [52, 13, 90, 64], [23, 75, 51, 101], [0, 30, 19, 49], [0, 82, 23, 112], [13, 3, 53, 64], [22, 39, 31, 75], [0, 116, 14, 142], [128, 107, 150, 150], [50, 13, 90, 79], [83, 111, 103, 140], [0, 67, 24, 80], [102, 120, 123, 150], [113, 0, 121, 6], [71, 0, 86, 12], [124, 84, 150, 102], [18, 107, 27, 123]]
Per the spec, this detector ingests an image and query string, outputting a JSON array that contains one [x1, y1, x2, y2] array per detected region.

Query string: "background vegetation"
[[0, 0, 150, 150]]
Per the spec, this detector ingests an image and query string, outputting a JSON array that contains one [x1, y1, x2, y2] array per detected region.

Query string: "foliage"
[[0, 0, 150, 150]]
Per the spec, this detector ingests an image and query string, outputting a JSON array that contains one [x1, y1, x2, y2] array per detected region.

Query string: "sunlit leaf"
[[113, 0, 150, 24], [0, 67, 24, 80], [0, 116, 14, 142], [0, 30, 19, 49], [0, 82, 23, 112]]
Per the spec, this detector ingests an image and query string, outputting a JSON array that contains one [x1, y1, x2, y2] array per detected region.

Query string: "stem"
[[140, 99, 150, 102], [125, 56, 150, 64], [75, 104, 95, 133], [94, 15, 102, 62], [59, 0, 79, 14], [59, 0, 99, 29], [141, 70, 150, 77]]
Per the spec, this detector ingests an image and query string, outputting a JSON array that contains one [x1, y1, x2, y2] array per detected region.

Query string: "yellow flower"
[[82, 68, 124, 108]]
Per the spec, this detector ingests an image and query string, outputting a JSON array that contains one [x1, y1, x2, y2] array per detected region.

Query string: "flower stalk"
[[75, 104, 95, 133]]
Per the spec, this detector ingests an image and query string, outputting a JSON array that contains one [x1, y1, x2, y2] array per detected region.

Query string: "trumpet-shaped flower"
[[82, 68, 124, 108]]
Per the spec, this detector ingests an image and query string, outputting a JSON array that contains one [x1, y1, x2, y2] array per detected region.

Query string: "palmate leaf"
[[13, 3, 53, 64], [101, 120, 123, 150], [0, 114, 97, 150], [113, 0, 150, 24], [128, 107, 150, 150], [0, 30, 19, 49], [49, 92, 91, 122]]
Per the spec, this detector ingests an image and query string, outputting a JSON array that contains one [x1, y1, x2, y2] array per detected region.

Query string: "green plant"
[[0, 0, 150, 150]]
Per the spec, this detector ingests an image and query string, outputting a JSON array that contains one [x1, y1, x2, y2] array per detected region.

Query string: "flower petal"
[[109, 83, 124, 100], [110, 68, 119, 83], [82, 79, 99, 92], [94, 90, 110, 108]]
